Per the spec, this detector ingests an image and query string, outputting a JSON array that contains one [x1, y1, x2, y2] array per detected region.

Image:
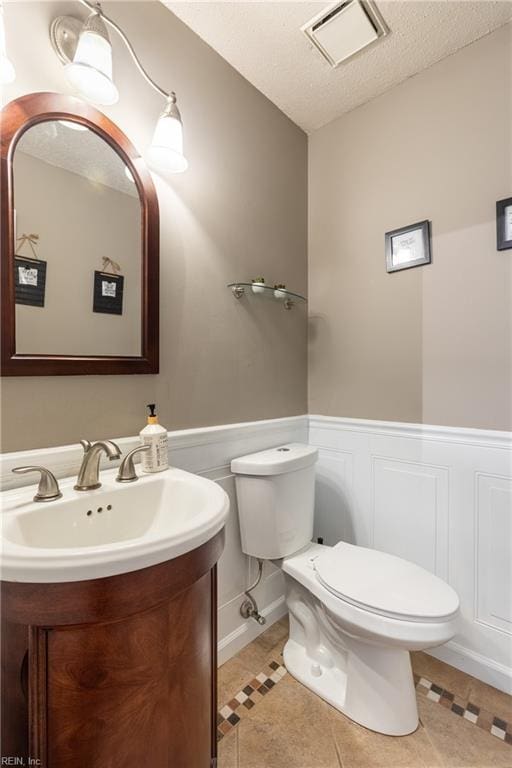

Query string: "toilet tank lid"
[[231, 444, 318, 476]]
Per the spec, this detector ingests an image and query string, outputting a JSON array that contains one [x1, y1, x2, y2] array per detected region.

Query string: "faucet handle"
[[116, 445, 150, 483], [12, 466, 62, 502]]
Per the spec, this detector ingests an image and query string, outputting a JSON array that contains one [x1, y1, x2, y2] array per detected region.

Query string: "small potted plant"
[[251, 277, 266, 294], [274, 283, 287, 300]]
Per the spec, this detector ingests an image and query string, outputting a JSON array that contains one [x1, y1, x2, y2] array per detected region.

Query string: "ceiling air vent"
[[301, 0, 389, 68]]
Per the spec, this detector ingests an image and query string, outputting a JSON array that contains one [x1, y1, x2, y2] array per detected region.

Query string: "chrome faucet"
[[74, 439, 122, 491]]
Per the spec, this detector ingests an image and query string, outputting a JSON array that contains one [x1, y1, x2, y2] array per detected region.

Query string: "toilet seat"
[[314, 541, 459, 623], [284, 542, 459, 650]]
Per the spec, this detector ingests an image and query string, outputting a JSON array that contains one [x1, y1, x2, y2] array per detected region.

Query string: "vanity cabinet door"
[[2, 534, 223, 767], [44, 573, 214, 768], [0, 619, 29, 761]]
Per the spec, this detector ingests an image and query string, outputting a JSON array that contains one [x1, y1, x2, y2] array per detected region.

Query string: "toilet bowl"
[[231, 443, 460, 736], [282, 541, 458, 735]]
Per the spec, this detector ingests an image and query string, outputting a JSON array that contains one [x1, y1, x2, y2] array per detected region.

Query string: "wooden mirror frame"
[[1, 92, 159, 376]]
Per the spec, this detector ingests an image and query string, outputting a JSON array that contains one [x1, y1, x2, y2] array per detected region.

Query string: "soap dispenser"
[[140, 404, 169, 473]]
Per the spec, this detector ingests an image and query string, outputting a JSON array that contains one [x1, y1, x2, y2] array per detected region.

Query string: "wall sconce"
[[63, 8, 118, 106], [0, 1, 15, 85], [50, 0, 188, 173]]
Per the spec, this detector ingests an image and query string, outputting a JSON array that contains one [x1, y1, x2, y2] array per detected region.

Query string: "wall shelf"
[[227, 282, 307, 310]]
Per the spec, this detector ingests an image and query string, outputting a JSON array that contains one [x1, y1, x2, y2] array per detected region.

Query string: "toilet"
[[231, 443, 459, 736]]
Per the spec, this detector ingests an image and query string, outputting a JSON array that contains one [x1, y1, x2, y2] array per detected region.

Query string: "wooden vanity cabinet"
[[1, 530, 224, 768]]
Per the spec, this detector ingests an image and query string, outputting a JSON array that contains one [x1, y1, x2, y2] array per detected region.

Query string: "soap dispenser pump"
[[140, 403, 169, 473]]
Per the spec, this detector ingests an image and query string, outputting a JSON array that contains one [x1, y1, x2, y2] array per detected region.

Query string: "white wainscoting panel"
[[313, 448, 354, 545], [371, 457, 449, 579], [476, 473, 512, 636], [0, 415, 306, 664], [309, 415, 512, 694]]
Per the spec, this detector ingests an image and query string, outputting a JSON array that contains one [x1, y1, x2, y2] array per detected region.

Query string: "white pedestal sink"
[[0, 466, 229, 582]]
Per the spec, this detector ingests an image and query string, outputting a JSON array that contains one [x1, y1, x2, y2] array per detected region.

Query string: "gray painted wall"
[[1, 1, 308, 451], [308, 24, 512, 431], [2, 4, 509, 451], [15, 151, 141, 357]]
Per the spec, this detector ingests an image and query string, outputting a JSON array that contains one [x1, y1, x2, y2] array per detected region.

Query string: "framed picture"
[[14, 256, 47, 307], [496, 197, 512, 251], [93, 271, 124, 315], [385, 220, 431, 273]]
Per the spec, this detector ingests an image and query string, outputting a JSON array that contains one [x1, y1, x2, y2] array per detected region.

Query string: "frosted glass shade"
[[147, 112, 188, 174], [65, 26, 118, 105]]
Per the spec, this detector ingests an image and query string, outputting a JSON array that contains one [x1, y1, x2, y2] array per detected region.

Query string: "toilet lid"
[[314, 542, 459, 621]]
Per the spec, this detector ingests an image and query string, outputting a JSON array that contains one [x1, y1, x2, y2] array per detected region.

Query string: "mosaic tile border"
[[217, 661, 511, 747], [414, 673, 512, 745], [217, 660, 287, 741]]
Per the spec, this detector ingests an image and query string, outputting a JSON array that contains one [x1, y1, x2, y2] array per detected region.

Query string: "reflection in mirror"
[[13, 120, 142, 357]]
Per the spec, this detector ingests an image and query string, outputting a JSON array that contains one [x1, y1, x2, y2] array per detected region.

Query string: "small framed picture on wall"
[[496, 197, 512, 251], [385, 220, 431, 273]]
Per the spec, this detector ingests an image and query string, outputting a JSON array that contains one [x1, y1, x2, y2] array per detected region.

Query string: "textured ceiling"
[[15, 121, 138, 198], [166, 1, 512, 132]]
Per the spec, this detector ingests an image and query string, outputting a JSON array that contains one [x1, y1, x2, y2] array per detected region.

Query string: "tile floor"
[[217, 617, 512, 768]]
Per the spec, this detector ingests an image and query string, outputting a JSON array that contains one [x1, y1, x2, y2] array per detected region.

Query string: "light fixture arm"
[[76, 0, 171, 101]]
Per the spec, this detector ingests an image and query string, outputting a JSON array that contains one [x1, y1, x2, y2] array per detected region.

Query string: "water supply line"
[[240, 558, 266, 625]]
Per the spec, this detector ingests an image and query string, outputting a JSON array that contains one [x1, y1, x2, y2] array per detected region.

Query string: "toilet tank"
[[231, 444, 318, 560]]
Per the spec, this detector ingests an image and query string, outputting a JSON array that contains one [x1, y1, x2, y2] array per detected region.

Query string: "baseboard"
[[427, 641, 512, 695], [217, 597, 288, 666]]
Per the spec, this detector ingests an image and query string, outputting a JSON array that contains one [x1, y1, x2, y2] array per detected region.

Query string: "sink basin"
[[0, 467, 229, 583]]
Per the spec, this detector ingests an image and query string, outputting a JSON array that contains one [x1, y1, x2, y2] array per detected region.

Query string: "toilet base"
[[283, 637, 418, 736], [284, 576, 419, 736]]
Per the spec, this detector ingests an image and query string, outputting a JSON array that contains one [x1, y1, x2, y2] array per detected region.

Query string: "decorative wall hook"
[[101, 256, 121, 275], [15, 233, 39, 260]]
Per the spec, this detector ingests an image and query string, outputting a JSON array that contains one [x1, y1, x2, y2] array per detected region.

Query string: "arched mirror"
[[1, 93, 159, 375]]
